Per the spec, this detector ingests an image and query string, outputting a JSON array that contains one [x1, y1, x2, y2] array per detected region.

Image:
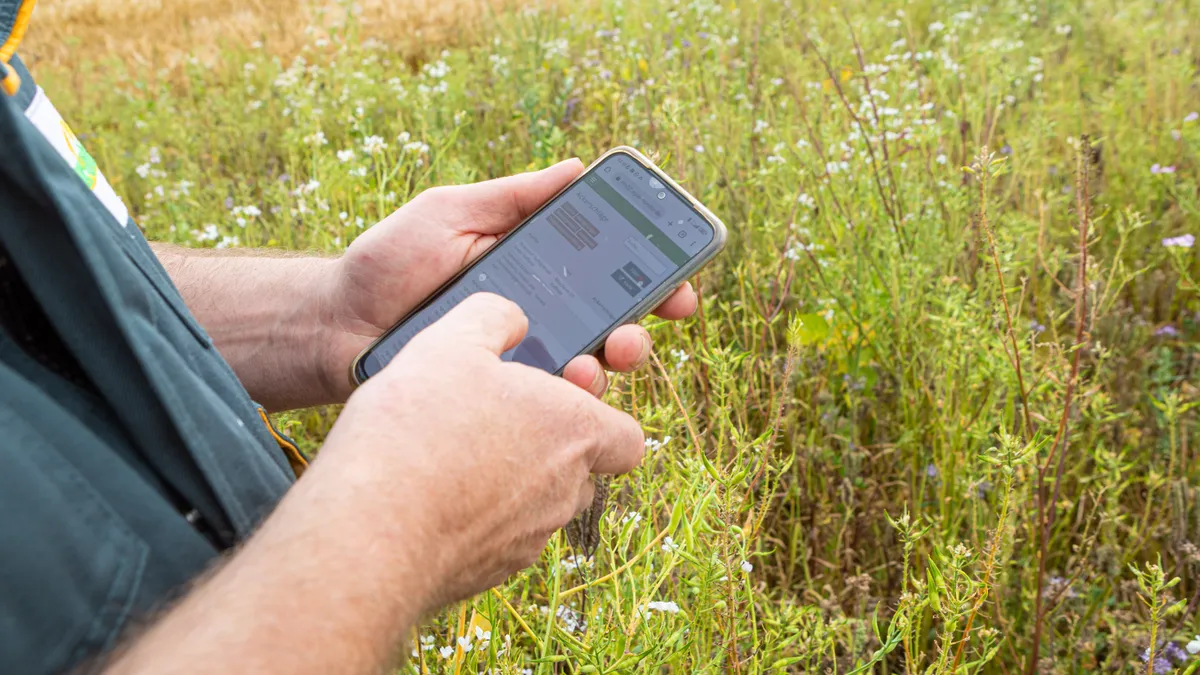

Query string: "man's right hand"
[[303, 292, 647, 611], [106, 293, 646, 675]]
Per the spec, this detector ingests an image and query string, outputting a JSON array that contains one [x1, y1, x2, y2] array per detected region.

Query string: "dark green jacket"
[[1, 36, 303, 675]]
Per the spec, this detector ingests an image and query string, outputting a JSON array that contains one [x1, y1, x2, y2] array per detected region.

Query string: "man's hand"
[[320, 158, 698, 401], [158, 158, 698, 410], [316, 293, 645, 605], [106, 293, 645, 674]]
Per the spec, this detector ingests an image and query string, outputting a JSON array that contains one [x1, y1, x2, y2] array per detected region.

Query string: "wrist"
[[286, 427, 444, 616], [305, 256, 361, 405]]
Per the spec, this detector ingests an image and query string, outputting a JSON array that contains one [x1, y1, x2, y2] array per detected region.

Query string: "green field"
[[36, 0, 1200, 671]]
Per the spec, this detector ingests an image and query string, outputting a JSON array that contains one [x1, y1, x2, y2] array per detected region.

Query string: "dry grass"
[[22, 0, 525, 73]]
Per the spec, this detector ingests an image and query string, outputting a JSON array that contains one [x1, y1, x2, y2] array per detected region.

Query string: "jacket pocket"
[[0, 423, 150, 675]]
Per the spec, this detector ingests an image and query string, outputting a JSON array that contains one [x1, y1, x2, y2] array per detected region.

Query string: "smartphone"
[[350, 146, 727, 384]]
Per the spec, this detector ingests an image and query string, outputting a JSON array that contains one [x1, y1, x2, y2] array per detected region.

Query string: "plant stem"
[[1026, 135, 1092, 675], [976, 148, 1035, 443]]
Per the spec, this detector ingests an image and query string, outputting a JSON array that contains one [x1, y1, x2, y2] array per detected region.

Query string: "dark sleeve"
[[0, 402, 149, 675]]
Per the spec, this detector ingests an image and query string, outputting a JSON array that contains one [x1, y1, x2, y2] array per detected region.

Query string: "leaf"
[[927, 560, 944, 613], [789, 312, 831, 346]]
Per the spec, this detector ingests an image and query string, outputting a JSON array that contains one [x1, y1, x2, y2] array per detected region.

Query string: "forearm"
[[151, 244, 345, 410], [105, 455, 430, 675]]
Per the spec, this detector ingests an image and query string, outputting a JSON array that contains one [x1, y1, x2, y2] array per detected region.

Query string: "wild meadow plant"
[[35, 0, 1199, 671]]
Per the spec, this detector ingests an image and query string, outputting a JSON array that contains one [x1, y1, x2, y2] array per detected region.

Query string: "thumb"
[[447, 158, 586, 234], [419, 293, 529, 356]]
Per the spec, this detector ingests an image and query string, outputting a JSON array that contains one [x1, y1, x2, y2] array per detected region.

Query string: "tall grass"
[[34, 0, 1200, 671]]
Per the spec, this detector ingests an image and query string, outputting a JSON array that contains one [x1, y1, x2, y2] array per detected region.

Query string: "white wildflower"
[[644, 435, 673, 452], [362, 135, 387, 154], [670, 348, 690, 370], [644, 600, 681, 614]]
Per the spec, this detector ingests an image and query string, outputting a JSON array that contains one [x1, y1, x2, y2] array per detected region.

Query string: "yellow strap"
[[0, 0, 37, 96], [257, 407, 309, 477], [0, 0, 37, 62], [1, 65, 18, 95]]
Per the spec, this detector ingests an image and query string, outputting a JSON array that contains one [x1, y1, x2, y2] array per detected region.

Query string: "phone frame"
[[349, 145, 728, 386]]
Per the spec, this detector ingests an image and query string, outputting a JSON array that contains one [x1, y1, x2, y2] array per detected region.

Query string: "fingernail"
[[588, 364, 605, 393], [633, 333, 652, 369]]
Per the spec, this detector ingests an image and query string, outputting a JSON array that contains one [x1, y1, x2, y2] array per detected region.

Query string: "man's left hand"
[[318, 158, 699, 401]]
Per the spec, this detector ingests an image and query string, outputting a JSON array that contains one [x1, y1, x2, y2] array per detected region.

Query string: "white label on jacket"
[[23, 87, 130, 226]]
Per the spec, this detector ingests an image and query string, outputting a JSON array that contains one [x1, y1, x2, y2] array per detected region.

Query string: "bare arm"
[[102, 295, 645, 675], [151, 244, 348, 411], [105, 453, 429, 675]]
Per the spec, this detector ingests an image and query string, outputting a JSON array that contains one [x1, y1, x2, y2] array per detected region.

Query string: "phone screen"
[[357, 151, 717, 379]]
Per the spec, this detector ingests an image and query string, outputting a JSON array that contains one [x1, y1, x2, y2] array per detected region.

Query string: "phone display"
[[353, 149, 724, 382]]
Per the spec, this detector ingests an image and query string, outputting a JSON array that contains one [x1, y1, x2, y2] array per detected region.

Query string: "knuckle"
[[416, 184, 454, 205]]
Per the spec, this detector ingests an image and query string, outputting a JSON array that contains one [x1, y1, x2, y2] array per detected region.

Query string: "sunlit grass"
[[36, 0, 1200, 671]]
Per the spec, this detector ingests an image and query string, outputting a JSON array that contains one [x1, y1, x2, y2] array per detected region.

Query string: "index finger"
[[585, 400, 646, 475]]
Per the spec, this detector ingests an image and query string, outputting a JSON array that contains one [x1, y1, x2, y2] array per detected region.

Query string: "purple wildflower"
[[561, 97, 581, 125], [1000, 143, 1013, 155], [1155, 325, 1180, 338], [925, 463, 939, 478], [1185, 112, 1199, 123], [1172, 130, 1182, 141], [1141, 648, 1172, 672], [1163, 234, 1195, 248], [224, 196, 234, 209], [698, 31, 709, 39], [1163, 642, 1188, 664], [1151, 163, 1177, 174], [682, 38, 692, 48], [1030, 320, 1046, 334]]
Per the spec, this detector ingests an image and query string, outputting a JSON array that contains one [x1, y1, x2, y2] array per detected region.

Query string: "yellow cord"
[[0, 0, 38, 95]]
